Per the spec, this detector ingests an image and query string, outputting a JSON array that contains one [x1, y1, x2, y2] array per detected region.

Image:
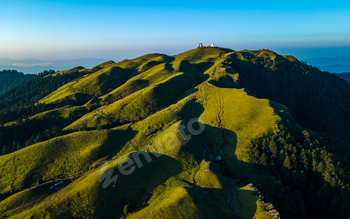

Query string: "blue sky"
[[0, 0, 349, 60]]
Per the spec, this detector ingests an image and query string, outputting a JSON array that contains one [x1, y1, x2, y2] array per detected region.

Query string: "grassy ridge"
[[39, 48, 229, 106], [3, 47, 346, 218], [1, 47, 282, 218]]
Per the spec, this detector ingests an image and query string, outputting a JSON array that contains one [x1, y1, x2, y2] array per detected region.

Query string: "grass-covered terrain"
[[1, 47, 350, 219]]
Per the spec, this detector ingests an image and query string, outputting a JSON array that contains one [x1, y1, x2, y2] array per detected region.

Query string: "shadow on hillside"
[[90, 127, 241, 219], [207, 75, 236, 88], [92, 152, 182, 218], [193, 62, 214, 82], [88, 100, 239, 218], [47, 90, 319, 218], [173, 59, 214, 83], [163, 56, 176, 63], [94, 129, 139, 160], [182, 186, 233, 218], [165, 62, 175, 72], [174, 99, 277, 217], [15, 100, 290, 218], [66, 99, 347, 219]]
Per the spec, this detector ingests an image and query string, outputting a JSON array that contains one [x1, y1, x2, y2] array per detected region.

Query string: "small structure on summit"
[[198, 42, 217, 48]]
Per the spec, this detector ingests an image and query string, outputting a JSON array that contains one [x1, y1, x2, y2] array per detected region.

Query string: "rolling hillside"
[[1, 47, 350, 219]]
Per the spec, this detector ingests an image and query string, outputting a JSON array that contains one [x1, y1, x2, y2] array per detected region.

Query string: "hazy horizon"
[[1, 46, 350, 62], [1, 0, 349, 61]]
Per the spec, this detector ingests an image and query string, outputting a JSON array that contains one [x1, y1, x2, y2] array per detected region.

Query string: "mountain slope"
[[1, 47, 350, 219], [0, 80, 281, 218], [225, 49, 350, 141], [337, 72, 350, 83], [0, 69, 87, 112], [0, 70, 36, 95]]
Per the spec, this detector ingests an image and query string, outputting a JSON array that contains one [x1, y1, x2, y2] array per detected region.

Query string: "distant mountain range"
[[0, 58, 110, 74], [319, 64, 350, 73], [303, 56, 350, 73], [3, 56, 350, 74]]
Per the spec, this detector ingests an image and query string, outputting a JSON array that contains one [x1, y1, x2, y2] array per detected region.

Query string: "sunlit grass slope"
[[128, 186, 218, 219], [196, 82, 282, 161], [174, 47, 232, 63], [65, 72, 198, 130], [0, 129, 132, 195], [0, 153, 220, 219], [0, 91, 235, 218], [4, 105, 92, 127], [101, 48, 228, 104], [0, 47, 290, 218], [40, 64, 135, 104], [51, 66, 86, 77]]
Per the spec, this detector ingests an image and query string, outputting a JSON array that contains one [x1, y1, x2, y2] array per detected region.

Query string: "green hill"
[[0, 69, 86, 112], [0, 70, 36, 95], [1, 47, 350, 219]]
